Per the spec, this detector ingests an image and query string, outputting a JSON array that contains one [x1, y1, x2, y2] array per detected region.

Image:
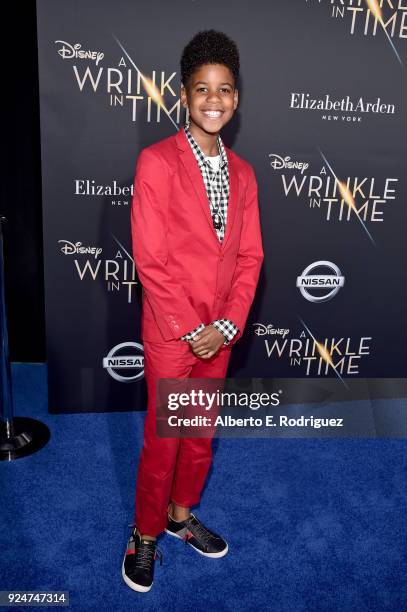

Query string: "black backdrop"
[[35, 0, 407, 413], [2, 1, 45, 363]]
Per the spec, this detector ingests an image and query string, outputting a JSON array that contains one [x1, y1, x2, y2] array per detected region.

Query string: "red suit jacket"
[[131, 127, 264, 346]]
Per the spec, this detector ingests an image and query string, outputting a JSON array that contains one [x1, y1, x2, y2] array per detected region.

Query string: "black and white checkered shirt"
[[185, 122, 229, 242], [180, 123, 239, 345]]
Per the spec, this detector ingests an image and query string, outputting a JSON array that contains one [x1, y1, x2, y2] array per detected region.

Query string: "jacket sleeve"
[[220, 163, 264, 345], [131, 147, 203, 340]]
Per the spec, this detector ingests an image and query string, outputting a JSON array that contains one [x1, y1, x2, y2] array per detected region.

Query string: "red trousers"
[[134, 339, 232, 536]]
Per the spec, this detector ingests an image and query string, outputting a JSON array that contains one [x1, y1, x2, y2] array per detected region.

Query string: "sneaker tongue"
[[141, 539, 155, 545]]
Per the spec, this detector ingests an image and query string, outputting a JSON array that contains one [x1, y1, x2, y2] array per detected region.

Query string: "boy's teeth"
[[203, 111, 222, 117]]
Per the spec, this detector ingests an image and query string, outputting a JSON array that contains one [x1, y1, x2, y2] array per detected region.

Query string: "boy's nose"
[[206, 91, 221, 102]]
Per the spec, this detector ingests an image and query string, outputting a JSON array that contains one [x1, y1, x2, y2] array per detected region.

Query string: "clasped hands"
[[188, 325, 225, 359]]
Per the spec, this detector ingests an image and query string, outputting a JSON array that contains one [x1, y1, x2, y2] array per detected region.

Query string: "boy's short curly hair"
[[180, 29, 240, 89]]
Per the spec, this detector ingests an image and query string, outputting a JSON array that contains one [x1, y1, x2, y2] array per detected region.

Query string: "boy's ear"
[[180, 84, 188, 109], [233, 88, 239, 110]]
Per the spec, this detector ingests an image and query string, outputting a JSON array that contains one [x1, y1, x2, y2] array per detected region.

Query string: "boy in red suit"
[[123, 29, 264, 592]]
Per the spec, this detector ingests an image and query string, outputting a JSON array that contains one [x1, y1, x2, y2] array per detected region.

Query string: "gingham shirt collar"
[[183, 124, 228, 171]]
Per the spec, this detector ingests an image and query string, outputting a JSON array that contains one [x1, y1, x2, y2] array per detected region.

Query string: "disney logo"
[[55, 40, 104, 66], [253, 324, 290, 338], [58, 240, 102, 259], [268, 154, 309, 175]]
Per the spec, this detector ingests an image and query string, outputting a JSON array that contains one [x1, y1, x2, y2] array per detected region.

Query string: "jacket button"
[[173, 324, 180, 332]]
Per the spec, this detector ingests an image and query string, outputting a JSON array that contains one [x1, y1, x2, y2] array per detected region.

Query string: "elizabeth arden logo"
[[74, 178, 134, 206], [290, 92, 396, 122]]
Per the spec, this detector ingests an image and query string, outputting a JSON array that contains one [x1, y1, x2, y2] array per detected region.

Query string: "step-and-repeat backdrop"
[[36, 0, 407, 413]]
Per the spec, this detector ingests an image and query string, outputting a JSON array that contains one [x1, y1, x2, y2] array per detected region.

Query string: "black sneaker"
[[165, 512, 228, 558], [122, 527, 163, 593]]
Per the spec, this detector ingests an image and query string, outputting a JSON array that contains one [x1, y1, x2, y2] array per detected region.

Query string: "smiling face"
[[181, 63, 238, 136]]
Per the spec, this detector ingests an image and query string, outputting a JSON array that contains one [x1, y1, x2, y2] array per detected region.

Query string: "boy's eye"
[[197, 87, 231, 93]]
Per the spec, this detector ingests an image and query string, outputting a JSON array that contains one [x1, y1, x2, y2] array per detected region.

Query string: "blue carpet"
[[1, 363, 407, 611]]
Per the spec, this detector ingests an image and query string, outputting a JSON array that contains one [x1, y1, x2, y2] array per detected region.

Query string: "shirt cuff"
[[180, 322, 205, 341], [210, 319, 239, 345]]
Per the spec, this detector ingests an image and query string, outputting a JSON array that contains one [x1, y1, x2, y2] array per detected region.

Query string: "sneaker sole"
[[121, 554, 153, 593], [164, 528, 229, 558]]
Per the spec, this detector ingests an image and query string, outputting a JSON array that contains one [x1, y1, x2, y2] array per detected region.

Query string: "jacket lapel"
[[175, 127, 239, 250], [221, 147, 239, 250]]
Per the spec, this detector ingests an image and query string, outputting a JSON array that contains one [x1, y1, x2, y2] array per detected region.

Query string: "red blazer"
[[131, 126, 264, 346]]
